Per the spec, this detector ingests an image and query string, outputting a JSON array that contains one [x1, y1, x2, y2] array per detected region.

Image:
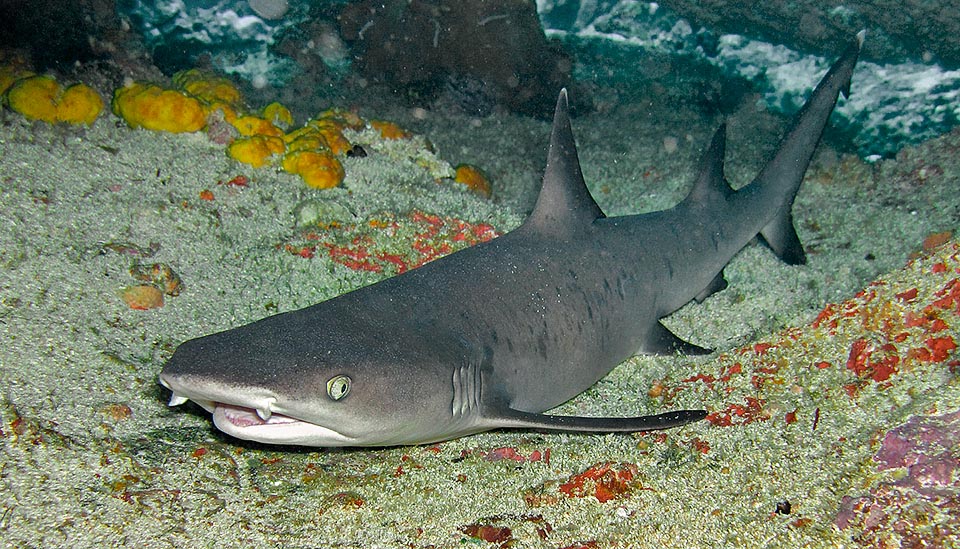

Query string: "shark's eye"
[[326, 375, 351, 400]]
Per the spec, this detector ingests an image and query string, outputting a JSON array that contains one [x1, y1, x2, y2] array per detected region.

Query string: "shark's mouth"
[[209, 402, 356, 445], [161, 383, 358, 446], [161, 380, 311, 434], [214, 403, 301, 428]]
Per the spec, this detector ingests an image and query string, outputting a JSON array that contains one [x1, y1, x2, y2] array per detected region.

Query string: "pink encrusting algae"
[[835, 410, 960, 547]]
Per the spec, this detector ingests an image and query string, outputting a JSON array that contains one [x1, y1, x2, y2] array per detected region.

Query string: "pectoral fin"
[[484, 406, 707, 433]]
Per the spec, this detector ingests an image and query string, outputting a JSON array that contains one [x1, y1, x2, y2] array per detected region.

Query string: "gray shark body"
[[160, 35, 861, 447]]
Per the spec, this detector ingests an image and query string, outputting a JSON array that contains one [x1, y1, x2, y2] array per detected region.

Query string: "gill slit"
[[451, 361, 481, 419]]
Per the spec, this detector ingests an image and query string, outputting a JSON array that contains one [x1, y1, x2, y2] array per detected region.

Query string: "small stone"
[[120, 285, 164, 310], [663, 136, 679, 154]]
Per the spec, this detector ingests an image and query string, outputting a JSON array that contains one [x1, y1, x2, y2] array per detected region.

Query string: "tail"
[[743, 31, 863, 264]]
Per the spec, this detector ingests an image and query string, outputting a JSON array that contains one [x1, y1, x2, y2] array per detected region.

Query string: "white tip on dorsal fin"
[[525, 89, 605, 231]]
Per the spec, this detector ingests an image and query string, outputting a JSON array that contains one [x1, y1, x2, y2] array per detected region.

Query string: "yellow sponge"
[[57, 83, 105, 125], [0, 58, 35, 97], [173, 69, 243, 107], [228, 135, 286, 168], [5, 75, 103, 125], [6, 75, 59, 122], [282, 150, 345, 189], [306, 119, 352, 154], [231, 114, 284, 137], [454, 164, 492, 198], [112, 82, 206, 133], [262, 101, 293, 128]]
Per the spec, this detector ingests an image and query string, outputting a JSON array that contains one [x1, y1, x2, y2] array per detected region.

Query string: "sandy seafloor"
[[0, 76, 958, 548]]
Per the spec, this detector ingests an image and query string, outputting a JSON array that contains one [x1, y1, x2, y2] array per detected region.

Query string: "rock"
[[338, 0, 580, 117]]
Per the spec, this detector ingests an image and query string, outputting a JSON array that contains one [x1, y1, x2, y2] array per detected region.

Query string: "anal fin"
[[694, 272, 728, 303], [639, 321, 712, 355]]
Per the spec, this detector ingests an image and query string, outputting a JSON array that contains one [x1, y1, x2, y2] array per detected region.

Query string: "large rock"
[[339, 0, 577, 117], [657, 0, 960, 67]]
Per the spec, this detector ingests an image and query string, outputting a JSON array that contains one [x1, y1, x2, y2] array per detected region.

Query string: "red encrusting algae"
[[281, 210, 500, 274], [559, 462, 642, 503]]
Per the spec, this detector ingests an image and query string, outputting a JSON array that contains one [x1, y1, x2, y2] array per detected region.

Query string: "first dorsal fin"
[[526, 89, 605, 231]]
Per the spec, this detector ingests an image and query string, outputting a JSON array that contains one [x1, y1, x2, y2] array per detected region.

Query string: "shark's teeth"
[[256, 407, 272, 421], [168, 393, 189, 407]]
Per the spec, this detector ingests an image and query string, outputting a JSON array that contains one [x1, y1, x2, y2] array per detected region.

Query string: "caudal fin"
[[751, 31, 863, 264]]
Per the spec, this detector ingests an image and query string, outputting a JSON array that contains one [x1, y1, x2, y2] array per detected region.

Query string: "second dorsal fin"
[[682, 124, 735, 207], [525, 89, 605, 232]]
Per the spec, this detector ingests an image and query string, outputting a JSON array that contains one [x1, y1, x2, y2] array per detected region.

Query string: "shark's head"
[[159, 305, 479, 447]]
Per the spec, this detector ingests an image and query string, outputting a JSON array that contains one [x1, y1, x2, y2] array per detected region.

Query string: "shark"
[[159, 33, 862, 447]]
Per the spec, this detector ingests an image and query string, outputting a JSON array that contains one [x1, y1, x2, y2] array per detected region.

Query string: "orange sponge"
[[0, 56, 34, 96], [5, 75, 103, 125], [307, 119, 352, 154], [315, 108, 364, 130], [454, 164, 492, 198], [370, 119, 411, 140], [112, 82, 206, 133], [231, 114, 284, 137], [284, 127, 328, 153], [57, 83, 105, 125], [228, 135, 286, 168], [173, 69, 243, 107], [262, 101, 293, 128], [6, 75, 58, 122], [282, 150, 345, 189]]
